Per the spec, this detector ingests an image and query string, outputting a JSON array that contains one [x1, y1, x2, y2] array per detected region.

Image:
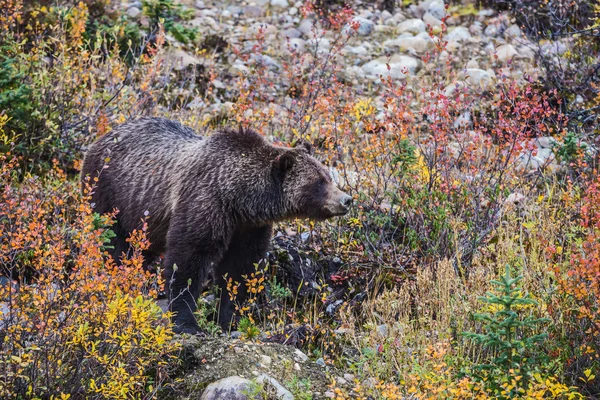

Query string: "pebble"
[[126, 6, 140, 18], [397, 18, 426, 34]]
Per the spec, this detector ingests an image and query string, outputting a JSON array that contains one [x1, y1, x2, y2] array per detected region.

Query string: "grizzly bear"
[[81, 117, 352, 334]]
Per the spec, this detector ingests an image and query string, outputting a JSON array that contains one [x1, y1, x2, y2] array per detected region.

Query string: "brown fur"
[[81, 117, 352, 333]]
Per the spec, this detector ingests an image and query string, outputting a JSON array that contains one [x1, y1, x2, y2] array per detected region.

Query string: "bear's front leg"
[[215, 225, 272, 330], [164, 214, 230, 334]]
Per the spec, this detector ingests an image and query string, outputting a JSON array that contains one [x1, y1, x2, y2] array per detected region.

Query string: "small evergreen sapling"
[[464, 264, 551, 397]]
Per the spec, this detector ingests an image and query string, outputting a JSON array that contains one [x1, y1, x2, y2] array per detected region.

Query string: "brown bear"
[[81, 117, 352, 334]]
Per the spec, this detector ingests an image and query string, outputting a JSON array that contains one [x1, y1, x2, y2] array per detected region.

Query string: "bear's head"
[[273, 142, 353, 221]]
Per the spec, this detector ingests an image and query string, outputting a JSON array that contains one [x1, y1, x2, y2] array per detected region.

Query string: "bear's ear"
[[273, 151, 296, 176], [294, 139, 313, 155]]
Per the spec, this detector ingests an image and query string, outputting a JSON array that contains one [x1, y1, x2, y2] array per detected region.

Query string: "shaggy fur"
[[81, 117, 352, 334]]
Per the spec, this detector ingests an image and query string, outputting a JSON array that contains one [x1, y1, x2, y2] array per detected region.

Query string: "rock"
[[226, 5, 242, 16], [126, 6, 140, 18], [469, 21, 483, 36], [298, 19, 315, 37], [518, 45, 536, 60], [200, 376, 252, 400], [271, 0, 289, 7], [383, 35, 431, 53], [281, 27, 301, 39], [260, 355, 272, 366], [195, 0, 205, 8], [325, 299, 344, 315], [518, 148, 556, 170], [463, 68, 494, 88], [427, 0, 445, 19], [397, 18, 426, 34], [344, 373, 355, 381], [385, 11, 407, 26], [495, 44, 517, 62], [381, 10, 393, 22], [248, 23, 278, 38], [345, 16, 375, 36], [161, 48, 201, 71], [325, 391, 336, 398], [505, 23, 522, 38], [284, 38, 305, 53], [376, 324, 389, 337], [466, 59, 479, 69], [362, 55, 420, 80], [541, 41, 567, 55], [422, 12, 442, 29], [256, 374, 294, 400], [484, 24, 499, 36], [505, 192, 525, 206], [536, 136, 557, 149], [453, 111, 472, 128], [446, 26, 471, 42], [293, 349, 309, 363], [316, 358, 326, 367], [336, 376, 348, 385], [243, 5, 265, 17]]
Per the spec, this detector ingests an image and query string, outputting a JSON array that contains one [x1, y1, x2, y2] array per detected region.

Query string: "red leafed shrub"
[[0, 153, 179, 398]]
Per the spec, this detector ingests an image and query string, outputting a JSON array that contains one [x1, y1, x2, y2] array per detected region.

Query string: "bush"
[[0, 151, 180, 398]]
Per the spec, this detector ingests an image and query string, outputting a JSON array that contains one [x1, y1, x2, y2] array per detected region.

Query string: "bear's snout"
[[340, 194, 353, 208], [325, 190, 353, 216]]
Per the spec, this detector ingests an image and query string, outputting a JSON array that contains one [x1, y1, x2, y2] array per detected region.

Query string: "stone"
[[470, 21, 483, 36], [293, 349, 309, 363], [383, 35, 431, 53], [495, 44, 517, 62], [446, 26, 471, 42], [260, 355, 272, 366], [243, 5, 265, 17], [427, 0, 445, 19], [536, 136, 557, 149], [466, 59, 479, 69], [316, 358, 326, 367], [126, 6, 140, 18], [344, 16, 375, 36], [381, 10, 393, 21], [284, 38, 305, 53], [505, 23, 522, 38], [298, 19, 315, 37], [463, 68, 494, 88], [248, 23, 278, 37], [271, 0, 289, 7], [376, 324, 389, 337], [386, 12, 407, 26], [362, 55, 420, 80], [541, 41, 567, 56], [484, 24, 498, 36], [256, 374, 294, 400], [518, 45, 536, 60], [200, 376, 252, 400], [161, 48, 202, 71], [422, 12, 442, 29], [281, 27, 301, 39], [505, 192, 525, 206], [397, 18, 426, 34], [226, 5, 242, 16], [453, 111, 472, 128]]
